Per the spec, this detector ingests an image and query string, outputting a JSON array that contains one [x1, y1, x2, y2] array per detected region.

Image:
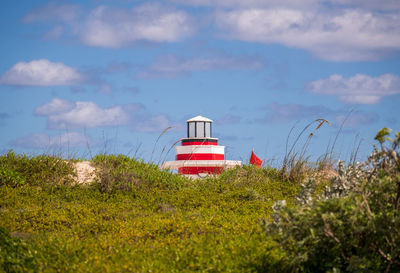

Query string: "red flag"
[[250, 149, 262, 167]]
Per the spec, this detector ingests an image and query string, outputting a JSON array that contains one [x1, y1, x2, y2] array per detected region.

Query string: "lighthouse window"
[[205, 122, 211, 138], [188, 122, 195, 138], [196, 122, 205, 138]]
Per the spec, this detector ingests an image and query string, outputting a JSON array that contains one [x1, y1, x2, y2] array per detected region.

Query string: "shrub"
[[0, 165, 25, 187], [0, 150, 75, 186], [266, 128, 400, 272], [0, 226, 39, 272], [92, 154, 188, 193]]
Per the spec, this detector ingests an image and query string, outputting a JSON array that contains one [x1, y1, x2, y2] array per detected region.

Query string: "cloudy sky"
[[0, 0, 399, 163]]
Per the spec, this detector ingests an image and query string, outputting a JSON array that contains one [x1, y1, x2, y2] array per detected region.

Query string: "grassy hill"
[[0, 152, 299, 272], [1, 128, 399, 272]]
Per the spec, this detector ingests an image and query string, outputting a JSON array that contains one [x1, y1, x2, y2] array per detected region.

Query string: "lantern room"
[[182, 116, 218, 146], [187, 115, 212, 138]]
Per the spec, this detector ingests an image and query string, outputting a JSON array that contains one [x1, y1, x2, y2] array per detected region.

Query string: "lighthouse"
[[161, 115, 242, 178]]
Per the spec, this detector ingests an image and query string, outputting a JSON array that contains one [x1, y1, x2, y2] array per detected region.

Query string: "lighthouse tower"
[[161, 115, 241, 178]]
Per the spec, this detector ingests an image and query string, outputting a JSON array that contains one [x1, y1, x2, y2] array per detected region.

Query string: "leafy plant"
[[92, 154, 188, 193], [0, 150, 75, 186], [0, 226, 39, 272], [266, 128, 400, 272], [0, 165, 25, 187]]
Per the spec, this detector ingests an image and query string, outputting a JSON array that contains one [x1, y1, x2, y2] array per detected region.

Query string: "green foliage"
[[92, 154, 188, 193], [0, 152, 297, 272], [0, 226, 39, 272], [0, 165, 25, 187], [267, 128, 400, 272], [217, 165, 299, 205], [0, 150, 75, 186], [375, 127, 392, 144]]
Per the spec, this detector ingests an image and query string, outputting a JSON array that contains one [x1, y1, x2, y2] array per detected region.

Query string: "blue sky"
[[0, 0, 399, 164]]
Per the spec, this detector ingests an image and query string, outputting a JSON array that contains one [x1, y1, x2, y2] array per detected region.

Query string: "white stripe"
[[176, 145, 224, 155], [160, 160, 241, 169], [183, 174, 217, 179]]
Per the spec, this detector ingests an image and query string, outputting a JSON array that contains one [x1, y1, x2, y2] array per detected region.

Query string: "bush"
[[0, 226, 39, 272], [0, 150, 75, 186], [266, 128, 400, 272], [0, 165, 25, 187], [92, 154, 188, 193]]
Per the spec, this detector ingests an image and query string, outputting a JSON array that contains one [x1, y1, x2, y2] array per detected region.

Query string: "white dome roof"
[[187, 115, 213, 122]]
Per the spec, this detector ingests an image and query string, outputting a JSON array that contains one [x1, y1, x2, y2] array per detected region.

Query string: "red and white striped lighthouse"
[[161, 115, 241, 178]]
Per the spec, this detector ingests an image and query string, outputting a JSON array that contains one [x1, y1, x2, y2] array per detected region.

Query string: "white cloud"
[[329, 0, 400, 11], [137, 54, 264, 78], [35, 98, 74, 116], [306, 74, 400, 104], [81, 4, 195, 48], [35, 98, 174, 132], [23, 2, 400, 59], [38, 101, 131, 129], [13, 132, 89, 149], [0, 59, 83, 86], [23, 3, 194, 48], [171, 0, 318, 9], [216, 8, 400, 61], [171, 0, 400, 11]]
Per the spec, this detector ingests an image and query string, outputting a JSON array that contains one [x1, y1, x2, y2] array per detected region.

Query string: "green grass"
[[0, 152, 298, 272]]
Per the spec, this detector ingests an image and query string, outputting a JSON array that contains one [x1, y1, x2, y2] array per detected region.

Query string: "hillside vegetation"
[[0, 128, 399, 272]]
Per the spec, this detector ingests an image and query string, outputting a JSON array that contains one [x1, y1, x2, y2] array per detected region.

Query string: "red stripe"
[[178, 166, 223, 175], [182, 141, 218, 146], [176, 154, 224, 160]]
